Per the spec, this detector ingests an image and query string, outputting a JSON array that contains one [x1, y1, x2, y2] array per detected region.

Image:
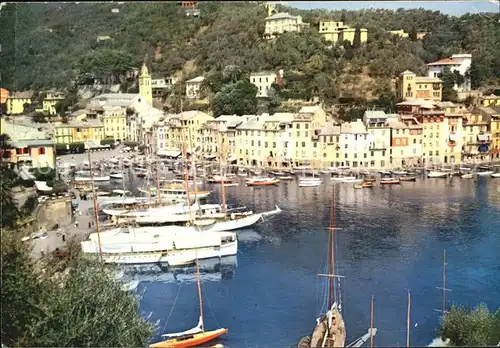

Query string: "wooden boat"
[[298, 189, 346, 347], [246, 177, 280, 187], [354, 184, 363, 189], [206, 175, 233, 184], [298, 177, 322, 187], [363, 176, 376, 183], [461, 173, 474, 179], [380, 177, 401, 185], [361, 182, 374, 188], [427, 171, 448, 178], [149, 258, 228, 348], [399, 176, 416, 182]]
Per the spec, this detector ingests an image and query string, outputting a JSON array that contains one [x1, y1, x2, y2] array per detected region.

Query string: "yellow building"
[[388, 29, 409, 38], [315, 122, 341, 168], [199, 115, 243, 162], [250, 72, 277, 97], [462, 108, 492, 162], [5, 91, 33, 115], [0, 118, 55, 168], [139, 62, 153, 105], [100, 106, 126, 141], [54, 120, 105, 145], [42, 92, 65, 115], [486, 107, 500, 159], [396, 70, 442, 102], [264, 12, 310, 40], [165, 110, 214, 151], [479, 94, 500, 107], [319, 21, 368, 45]]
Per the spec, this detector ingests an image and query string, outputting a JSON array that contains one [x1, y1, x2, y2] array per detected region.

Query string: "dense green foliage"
[[1, 2, 498, 105], [1, 228, 154, 347], [440, 304, 500, 346]]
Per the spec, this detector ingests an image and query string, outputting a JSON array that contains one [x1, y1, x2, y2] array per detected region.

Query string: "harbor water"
[[107, 174, 500, 347]]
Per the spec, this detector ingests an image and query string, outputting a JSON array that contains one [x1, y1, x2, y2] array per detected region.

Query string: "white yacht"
[[81, 229, 238, 265]]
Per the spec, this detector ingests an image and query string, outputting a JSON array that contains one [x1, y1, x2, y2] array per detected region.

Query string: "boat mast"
[[187, 126, 199, 197], [370, 295, 374, 348], [329, 189, 335, 308], [218, 132, 227, 214], [156, 154, 161, 205], [195, 249, 204, 332], [435, 248, 451, 315], [87, 150, 102, 263], [406, 290, 411, 348], [180, 100, 193, 222], [318, 187, 344, 309]]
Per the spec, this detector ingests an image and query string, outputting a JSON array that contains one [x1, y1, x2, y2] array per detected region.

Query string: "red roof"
[[427, 58, 458, 66]]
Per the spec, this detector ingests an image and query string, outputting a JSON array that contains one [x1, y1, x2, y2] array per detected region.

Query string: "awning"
[[449, 134, 457, 141], [478, 144, 489, 153], [157, 150, 181, 157], [477, 134, 488, 142]]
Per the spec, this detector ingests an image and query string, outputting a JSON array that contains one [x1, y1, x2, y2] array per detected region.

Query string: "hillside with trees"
[[1, 2, 499, 112]]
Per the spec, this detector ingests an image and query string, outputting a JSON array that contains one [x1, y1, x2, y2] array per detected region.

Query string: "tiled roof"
[[427, 58, 458, 66], [186, 76, 205, 83], [319, 122, 341, 136], [1, 119, 50, 142]]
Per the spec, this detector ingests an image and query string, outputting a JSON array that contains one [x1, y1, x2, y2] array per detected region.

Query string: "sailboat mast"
[[156, 155, 161, 205], [406, 290, 411, 348], [180, 100, 193, 222], [219, 132, 227, 214], [329, 188, 336, 308], [370, 295, 374, 348], [87, 150, 102, 263], [442, 249, 446, 314], [195, 250, 204, 332], [187, 127, 199, 196]]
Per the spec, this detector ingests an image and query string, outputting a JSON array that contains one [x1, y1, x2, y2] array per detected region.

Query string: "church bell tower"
[[138, 62, 153, 105]]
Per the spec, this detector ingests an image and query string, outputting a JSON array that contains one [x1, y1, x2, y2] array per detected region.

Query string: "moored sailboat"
[[298, 189, 346, 347], [149, 251, 228, 348]]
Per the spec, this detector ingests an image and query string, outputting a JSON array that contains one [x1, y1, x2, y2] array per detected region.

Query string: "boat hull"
[[149, 328, 228, 348], [82, 239, 238, 265]]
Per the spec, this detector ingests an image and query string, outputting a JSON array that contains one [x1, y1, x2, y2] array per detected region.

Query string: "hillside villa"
[[318, 21, 368, 45], [1, 118, 55, 168], [395, 70, 443, 102], [427, 54, 472, 92], [263, 12, 310, 40], [185, 76, 205, 99]]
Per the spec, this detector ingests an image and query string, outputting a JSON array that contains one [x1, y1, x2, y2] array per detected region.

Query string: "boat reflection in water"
[[120, 255, 238, 284]]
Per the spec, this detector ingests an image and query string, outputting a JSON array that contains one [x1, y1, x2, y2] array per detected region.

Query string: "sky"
[[276, 1, 499, 16]]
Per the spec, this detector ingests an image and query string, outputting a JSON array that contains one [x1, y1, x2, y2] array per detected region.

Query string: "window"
[[413, 148, 417, 154], [344, 154, 348, 159], [345, 144, 348, 149], [363, 153, 367, 158], [301, 142, 306, 148], [305, 124, 309, 129], [336, 153, 339, 158], [413, 138, 416, 144], [354, 153, 357, 158], [265, 141, 268, 148], [273, 142, 276, 148], [429, 151, 433, 156], [297, 131, 300, 137], [371, 151, 374, 157], [313, 142, 317, 148]]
